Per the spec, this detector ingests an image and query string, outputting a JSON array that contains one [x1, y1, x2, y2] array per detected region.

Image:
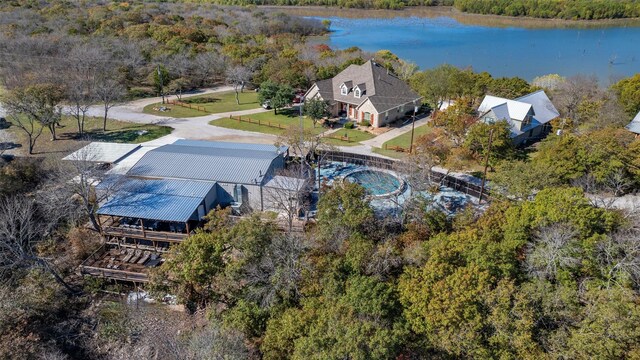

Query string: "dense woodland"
[[2, 1, 640, 359]]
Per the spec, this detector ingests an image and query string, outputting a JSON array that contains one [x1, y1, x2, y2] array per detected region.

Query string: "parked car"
[[292, 93, 305, 104], [262, 100, 271, 109]]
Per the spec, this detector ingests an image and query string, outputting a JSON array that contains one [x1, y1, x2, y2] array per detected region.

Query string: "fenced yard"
[[143, 91, 260, 117], [211, 109, 325, 136]]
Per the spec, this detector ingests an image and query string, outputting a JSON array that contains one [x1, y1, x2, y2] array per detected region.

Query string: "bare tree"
[[0, 196, 77, 293], [225, 65, 252, 105], [63, 144, 123, 231], [192, 52, 226, 87], [106, 306, 248, 360], [525, 223, 581, 281], [64, 45, 105, 136], [244, 232, 309, 308], [597, 229, 640, 290], [553, 75, 602, 126], [95, 76, 126, 131], [263, 168, 311, 231]]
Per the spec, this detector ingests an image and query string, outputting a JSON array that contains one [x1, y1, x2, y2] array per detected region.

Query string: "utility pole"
[[409, 105, 418, 154], [478, 128, 494, 204], [157, 65, 165, 104]]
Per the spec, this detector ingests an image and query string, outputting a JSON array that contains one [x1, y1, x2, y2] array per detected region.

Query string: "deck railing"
[[79, 265, 149, 282], [103, 226, 188, 242]]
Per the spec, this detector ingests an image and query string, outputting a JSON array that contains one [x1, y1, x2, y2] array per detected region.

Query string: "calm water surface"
[[317, 16, 640, 82]]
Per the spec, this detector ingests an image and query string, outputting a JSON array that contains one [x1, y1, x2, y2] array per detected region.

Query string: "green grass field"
[[6, 116, 172, 156], [372, 124, 433, 158], [210, 109, 326, 136], [323, 128, 375, 146], [143, 91, 260, 117]]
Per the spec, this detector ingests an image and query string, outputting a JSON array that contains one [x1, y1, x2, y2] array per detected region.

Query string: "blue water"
[[318, 16, 640, 82], [345, 169, 401, 196]]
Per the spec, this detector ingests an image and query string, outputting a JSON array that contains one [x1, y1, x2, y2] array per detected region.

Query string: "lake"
[[317, 16, 640, 82]]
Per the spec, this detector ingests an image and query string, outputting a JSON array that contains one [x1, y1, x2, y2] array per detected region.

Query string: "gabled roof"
[[127, 140, 286, 185], [625, 111, 640, 135], [478, 90, 559, 137], [515, 90, 560, 125], [63, 142, 141, 163], [97, 178, 216, 222], [310, 60, 421, 113], [478, 95, 532, 121]]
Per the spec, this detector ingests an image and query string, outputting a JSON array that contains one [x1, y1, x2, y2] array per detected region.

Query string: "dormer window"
[[354, 88, 361, 98], [340, 84, 348, 95]]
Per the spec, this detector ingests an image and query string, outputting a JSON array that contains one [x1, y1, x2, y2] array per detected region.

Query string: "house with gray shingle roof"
[[625, 111, 640, 136], [304, 60, 422, 127], [477, 90, 559, 145]]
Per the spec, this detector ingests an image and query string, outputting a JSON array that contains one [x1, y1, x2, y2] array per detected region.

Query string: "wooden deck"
[[78, 244, 164, 283]]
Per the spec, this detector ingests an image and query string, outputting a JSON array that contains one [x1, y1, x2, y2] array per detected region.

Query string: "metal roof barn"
[[127, 141, 286, 185], [97, 179, 216, 222]]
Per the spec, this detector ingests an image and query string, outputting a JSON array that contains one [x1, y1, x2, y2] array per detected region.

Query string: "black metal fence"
[[318, 150, 490, 201]]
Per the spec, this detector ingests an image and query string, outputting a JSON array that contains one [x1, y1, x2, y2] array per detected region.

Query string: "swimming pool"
[[344, 169, 405, 197]]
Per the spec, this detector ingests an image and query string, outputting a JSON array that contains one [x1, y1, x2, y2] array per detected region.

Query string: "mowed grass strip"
[[143, 91, 260, 117], [6, 116, 172, 156], [210, 109, 325, 136], [323, 128, 375, 147], [372, 124, 433, 158]]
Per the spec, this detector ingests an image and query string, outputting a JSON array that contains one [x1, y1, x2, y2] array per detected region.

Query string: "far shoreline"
[[261, 5, 640, 29]]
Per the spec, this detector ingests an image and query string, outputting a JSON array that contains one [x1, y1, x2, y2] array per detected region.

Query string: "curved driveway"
[[83, 86, 278, 145]]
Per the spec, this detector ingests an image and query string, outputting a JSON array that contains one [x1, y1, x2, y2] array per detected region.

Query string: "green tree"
[[316, 181, 375, 246], [490, 160, 559, 200], [488, 76, 532, 99], [152, 65, 170, 103], [432, 98, 476, 146], [463, 121, 514, 165], [612, 73, 640, 117], [1, 84, 63, 152], [259, 81, 294, 115], [150, 231, 225, 312], [303, 97, 329, 127], [263, 276, 407, 360]]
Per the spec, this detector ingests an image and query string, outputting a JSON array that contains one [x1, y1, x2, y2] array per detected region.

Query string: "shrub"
[[184, 96, 218, 104], [361, 120, 371, 127], [344, 122, 355, 129]]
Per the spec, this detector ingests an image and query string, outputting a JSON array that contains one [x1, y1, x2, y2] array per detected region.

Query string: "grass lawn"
[[143, 91, 260, 117], [210, 108, 326, 136], [324, 128, 375, 147], [6, 116, 172, 157], [372, 124, 433, 158]]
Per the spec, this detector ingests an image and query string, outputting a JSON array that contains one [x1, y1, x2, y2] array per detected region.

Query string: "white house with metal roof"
[[478, 90, 560, 145], [304, 60, 422, 127], [625, 111, 640, 136]]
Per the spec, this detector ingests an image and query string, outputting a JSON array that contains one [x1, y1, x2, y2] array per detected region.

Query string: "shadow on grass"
[[271, 108, 300, 118], [86, 128, 172, 143]]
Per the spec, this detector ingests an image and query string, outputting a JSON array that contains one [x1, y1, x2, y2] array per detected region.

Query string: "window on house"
[[385, 111, 389, 120], [340, 85, 347, 95], [485, 117, 495, 124], [354, 89, 361, 98]]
